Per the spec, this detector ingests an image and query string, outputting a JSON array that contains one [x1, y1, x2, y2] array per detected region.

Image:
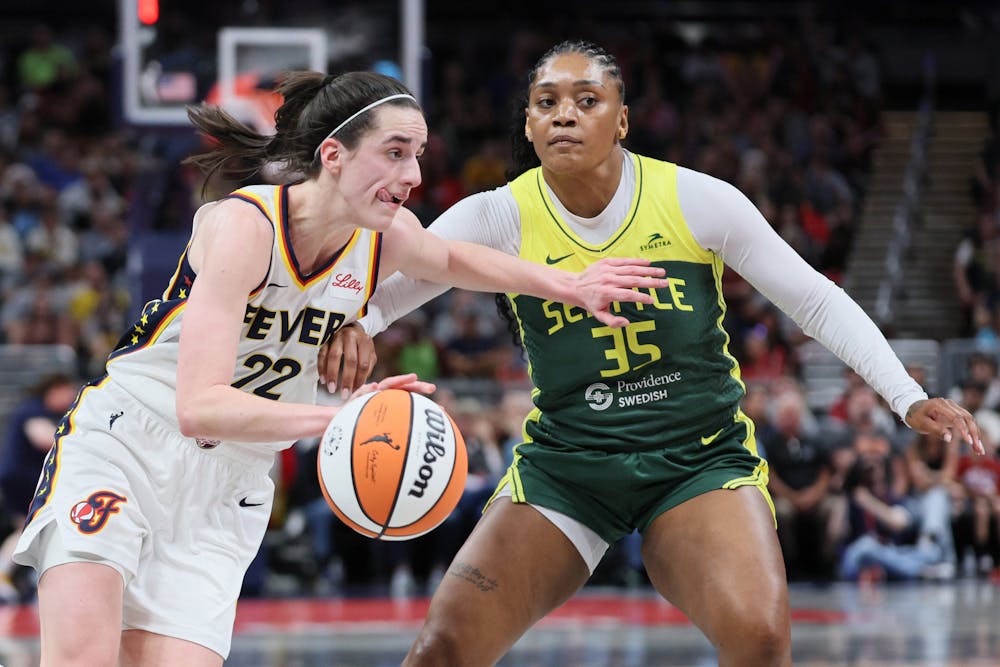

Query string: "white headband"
[[313, 93, 417, 159]]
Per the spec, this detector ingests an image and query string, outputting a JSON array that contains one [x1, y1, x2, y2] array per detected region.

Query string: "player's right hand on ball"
[[349, 373, 437, 401]]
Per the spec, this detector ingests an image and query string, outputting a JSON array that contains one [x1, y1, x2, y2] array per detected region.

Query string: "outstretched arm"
[[380, 207, 668, 328], [360, 190, 517, 336], [678, 167, 984, 454]]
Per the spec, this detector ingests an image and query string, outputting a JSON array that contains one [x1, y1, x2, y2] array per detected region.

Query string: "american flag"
[[156, 72, 196, 103]]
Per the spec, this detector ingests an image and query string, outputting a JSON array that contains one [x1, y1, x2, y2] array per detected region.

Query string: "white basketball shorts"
[[13, 377, 275, 658]]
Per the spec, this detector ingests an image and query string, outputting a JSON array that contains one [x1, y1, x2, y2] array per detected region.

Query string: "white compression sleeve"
[[676, 166, 927, 421], [359, 187, 521, 335]]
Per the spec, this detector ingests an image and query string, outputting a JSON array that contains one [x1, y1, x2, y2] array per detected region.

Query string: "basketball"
[[317, 389, 468, 541]]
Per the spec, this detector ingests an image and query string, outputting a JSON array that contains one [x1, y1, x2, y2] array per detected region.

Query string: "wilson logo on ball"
[[408, 409, 449, 499], [318, 389, 467, 541]]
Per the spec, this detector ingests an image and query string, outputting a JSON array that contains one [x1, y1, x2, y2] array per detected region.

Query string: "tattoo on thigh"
[[448, 561, 498, 592]]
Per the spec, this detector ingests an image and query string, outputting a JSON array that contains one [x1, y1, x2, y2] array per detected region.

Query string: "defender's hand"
[[573, 258, 669, 328], [318, 322, 377, 397], [906, 398, 985, 455]]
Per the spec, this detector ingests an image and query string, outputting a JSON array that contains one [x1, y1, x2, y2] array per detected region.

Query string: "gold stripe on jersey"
[[358, 231, 383, 318], [227, 189, 270, 219], [231, 185, 366, 291], [25, 376, 112, 525], [161, 242, 192, 301]]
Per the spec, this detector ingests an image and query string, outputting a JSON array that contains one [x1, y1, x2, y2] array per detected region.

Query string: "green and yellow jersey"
[[507, 154, 745, 449]]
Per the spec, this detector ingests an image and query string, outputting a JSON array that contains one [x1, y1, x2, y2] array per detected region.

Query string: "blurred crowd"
[[0, 10, 997, 602], [954, 109, 1000, 343], [0, 23, 138, 380]]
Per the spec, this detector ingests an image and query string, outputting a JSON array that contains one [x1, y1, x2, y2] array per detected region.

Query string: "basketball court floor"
[[0, 581, 997, 665]]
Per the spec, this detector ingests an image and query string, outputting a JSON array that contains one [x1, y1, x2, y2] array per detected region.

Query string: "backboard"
[[119, 0, 422, 127]]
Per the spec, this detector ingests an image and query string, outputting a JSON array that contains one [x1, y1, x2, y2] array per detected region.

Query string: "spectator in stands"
[[957, 380, 1000, 449], [954, 438, 1000, 577], [461, 138, 508, 194], [57, 156, 125, 231], [394, 311, 441, 381], [839, 431, 950, 581], [969, 301, 1000, 352], [23, 202, 78, 271], [0, 86, 21, 152], [825, 367, 866, 422], [740, 382, 773, 434], [495, 388, 534, 468], [904, 432, 961, 579], [0, 374, 78, 601], [77, 207, 128, 276], [739, 315, 792, 383], [774, 199, 820, 267], [430, 290, 499, 344], [824, 384, 900, 494], [953, 212, 1000, 335], [441, 306, 504, 378], [406, 133, 465, 225], [1, 276, 75, 347], [0, 209, 24, 282], [3, 167, 44, 239], [67, 260, 129, 376], [970, 126, 999, 214], [760, 390, 840, 580], [949, 352, 1000, 411], [802, 151, 855, 222], [26, 130, 82, 193], [16, 24, 76, 92]]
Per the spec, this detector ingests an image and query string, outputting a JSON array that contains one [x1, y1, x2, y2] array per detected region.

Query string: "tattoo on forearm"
[[448, 561, 499, 592]]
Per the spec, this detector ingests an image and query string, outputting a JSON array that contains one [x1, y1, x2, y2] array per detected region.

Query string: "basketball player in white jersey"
[[13, 70, 668, 667]]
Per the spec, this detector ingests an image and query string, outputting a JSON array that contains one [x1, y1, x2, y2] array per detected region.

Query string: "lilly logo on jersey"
[[331, 272, 365, 295], [70, 490, 127, 534]]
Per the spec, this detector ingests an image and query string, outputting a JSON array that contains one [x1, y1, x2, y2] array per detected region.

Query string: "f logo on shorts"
[[70, 491, 128, 534]]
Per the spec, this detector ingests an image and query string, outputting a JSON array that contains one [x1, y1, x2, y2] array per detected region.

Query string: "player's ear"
[[618, 105, 629, 141], [317, 139, 345, 171]]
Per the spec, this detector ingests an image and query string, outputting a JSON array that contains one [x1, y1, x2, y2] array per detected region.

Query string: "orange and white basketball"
[[318, 389, 468, 541]]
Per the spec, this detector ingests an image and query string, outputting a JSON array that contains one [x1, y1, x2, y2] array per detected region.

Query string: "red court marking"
[[0, 595, 846, 638], [230, 595, 845, 633]]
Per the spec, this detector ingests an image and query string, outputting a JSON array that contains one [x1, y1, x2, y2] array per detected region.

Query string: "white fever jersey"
[[106, 184, 383, 453]]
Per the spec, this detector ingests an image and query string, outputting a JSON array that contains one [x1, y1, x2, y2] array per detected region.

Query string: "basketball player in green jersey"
[[324, 41, 984, 665]]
